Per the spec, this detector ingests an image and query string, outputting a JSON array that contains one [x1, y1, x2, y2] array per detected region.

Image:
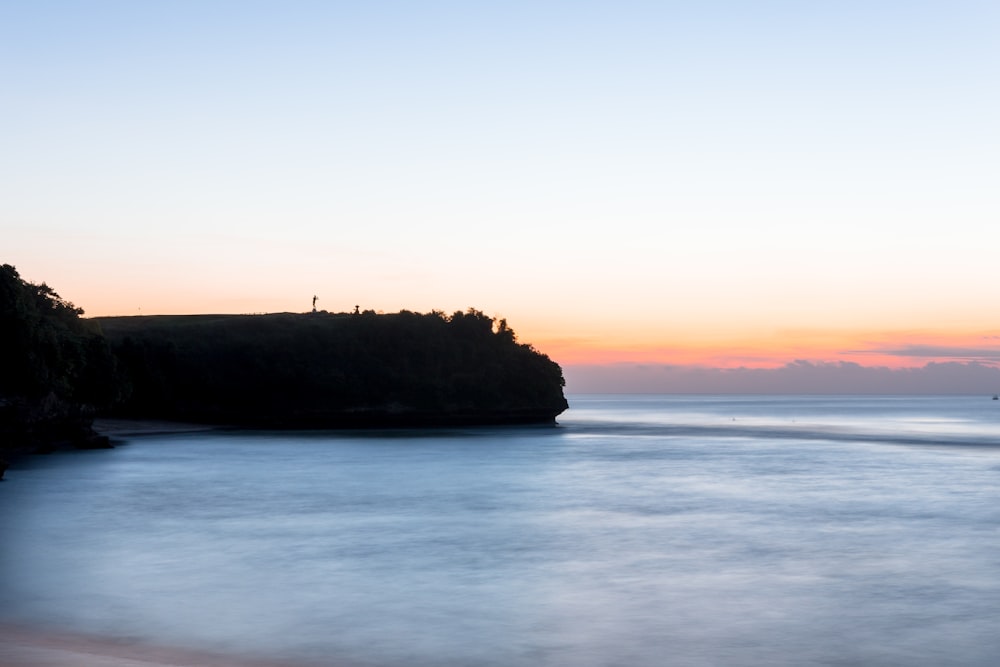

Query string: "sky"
[[3, 1, 999, 392]]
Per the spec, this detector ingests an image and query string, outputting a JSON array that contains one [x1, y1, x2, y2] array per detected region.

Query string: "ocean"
[[2, 394, 1000, 666]]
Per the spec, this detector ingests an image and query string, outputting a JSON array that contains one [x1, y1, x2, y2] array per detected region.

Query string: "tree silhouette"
[[1, 264, 119, 451]]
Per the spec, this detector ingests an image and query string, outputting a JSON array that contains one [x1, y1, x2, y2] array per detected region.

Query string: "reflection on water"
[[2, 395, 1000, 666]]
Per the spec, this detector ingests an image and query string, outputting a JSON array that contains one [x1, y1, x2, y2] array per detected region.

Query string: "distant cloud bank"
[[857, 344, 1000, 364], [564, 361, 1000, 394]]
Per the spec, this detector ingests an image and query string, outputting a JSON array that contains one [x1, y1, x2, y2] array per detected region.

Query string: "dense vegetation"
[[0, 264, 119, 455], [1, 264, 567, 461], [98, 309, 568, 427]]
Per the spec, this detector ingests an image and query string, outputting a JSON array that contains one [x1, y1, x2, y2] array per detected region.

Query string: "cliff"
[[2, 263, 568, 463], [97, 309, 568, 427]]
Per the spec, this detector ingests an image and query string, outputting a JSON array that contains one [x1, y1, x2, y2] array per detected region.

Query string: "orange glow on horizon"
[[531, 329, 1000, 370]]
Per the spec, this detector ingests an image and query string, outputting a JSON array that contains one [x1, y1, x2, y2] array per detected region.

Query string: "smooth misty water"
[[3, 395, 1000, 666]]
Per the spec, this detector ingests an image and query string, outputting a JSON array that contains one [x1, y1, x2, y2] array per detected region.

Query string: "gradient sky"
[[4, 2, 999, 391]]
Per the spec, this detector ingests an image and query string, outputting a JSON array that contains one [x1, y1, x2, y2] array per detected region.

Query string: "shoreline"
[[91, 418, 221, 437], [0, 623, 338, 667], [0, 420, 217, 474], [93, 412, 562, 434]]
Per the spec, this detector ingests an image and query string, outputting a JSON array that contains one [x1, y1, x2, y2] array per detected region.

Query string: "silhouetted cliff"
[[97, 309, 568, 427], [2, 266, 568, 465]]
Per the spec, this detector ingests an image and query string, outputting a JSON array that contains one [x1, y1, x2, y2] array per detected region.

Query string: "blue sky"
[[3, 1, 1000, 391]]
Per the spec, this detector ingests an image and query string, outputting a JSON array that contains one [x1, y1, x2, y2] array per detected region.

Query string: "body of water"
[[3, 395, 1000, 666]]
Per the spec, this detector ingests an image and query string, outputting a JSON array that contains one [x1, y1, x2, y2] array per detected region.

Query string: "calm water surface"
[[3, 395, 1000, 666]]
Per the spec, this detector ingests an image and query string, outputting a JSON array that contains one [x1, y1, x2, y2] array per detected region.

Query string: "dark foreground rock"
[[0, 393, 111, 457]]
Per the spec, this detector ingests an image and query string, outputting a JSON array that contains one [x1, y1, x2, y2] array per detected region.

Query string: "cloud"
[[852, 345, 1000, 365], [564, 361, 1000, 394]]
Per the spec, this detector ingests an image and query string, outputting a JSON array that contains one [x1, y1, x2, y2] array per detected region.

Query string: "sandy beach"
[[0, 624, 331, 667]]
